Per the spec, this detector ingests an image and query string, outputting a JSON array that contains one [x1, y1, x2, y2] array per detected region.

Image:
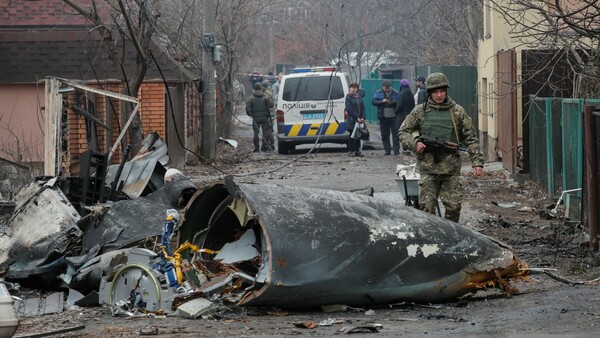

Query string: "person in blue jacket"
[[372, 80, 400, 155]]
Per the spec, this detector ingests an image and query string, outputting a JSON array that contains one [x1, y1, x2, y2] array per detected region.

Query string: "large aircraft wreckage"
[[0, 158, 529, 315]]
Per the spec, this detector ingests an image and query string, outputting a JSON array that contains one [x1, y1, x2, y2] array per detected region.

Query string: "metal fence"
[[526, 97, 600, 219]]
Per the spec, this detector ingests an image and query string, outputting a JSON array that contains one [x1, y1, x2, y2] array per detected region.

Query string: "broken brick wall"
[[65, 81, 188, 175]]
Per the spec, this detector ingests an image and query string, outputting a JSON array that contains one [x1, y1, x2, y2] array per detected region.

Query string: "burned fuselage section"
[[179, 179, 526, 309]]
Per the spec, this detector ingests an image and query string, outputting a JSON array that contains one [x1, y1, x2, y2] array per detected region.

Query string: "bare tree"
[[154, 0, 284, 139], [490, 0, 600, 98], [263, 0, 481, 78], [63, 0, 162, 153]]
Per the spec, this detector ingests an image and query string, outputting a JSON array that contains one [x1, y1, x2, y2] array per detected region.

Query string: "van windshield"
[[282, 76, 345, 101]]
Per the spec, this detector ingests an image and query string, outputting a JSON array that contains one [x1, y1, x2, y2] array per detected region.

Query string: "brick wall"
[[66, 82, 167, 174], [139, 82, 166, 137]]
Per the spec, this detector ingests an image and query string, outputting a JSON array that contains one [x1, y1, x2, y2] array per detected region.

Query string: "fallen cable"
[[522, 268, 600, 285], [13, 325, 85, 338]]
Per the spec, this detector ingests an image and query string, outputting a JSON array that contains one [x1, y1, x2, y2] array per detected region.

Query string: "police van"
[[275, 66, 351, 154]]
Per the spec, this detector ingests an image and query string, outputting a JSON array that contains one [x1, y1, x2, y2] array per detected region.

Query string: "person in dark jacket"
[[414, 75, 427, 105], [246, 82, 275, 152], [372, 80, 400, 155], [249, 71, 263, 87], [396, 79, 415, 155], [345, 82, 365, 157]]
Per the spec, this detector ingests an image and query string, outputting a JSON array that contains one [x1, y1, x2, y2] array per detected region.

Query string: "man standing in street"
[[246, 82, 274, 152], [249, 70, 263, 87], [414, 75, 427, 105], [399, 73, 484, 223], [372, 80, 400, 155]]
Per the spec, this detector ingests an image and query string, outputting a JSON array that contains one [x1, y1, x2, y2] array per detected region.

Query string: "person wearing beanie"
[[395, 79, 415, 155]]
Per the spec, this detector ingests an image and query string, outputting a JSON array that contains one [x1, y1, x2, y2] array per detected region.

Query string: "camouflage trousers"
[[252, 119, 274, 151], [418, 173, 462, 223]]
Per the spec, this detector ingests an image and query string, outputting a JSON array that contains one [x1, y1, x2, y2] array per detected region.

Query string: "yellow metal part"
[[160, 241, 219, 285], [228, 197, 250, 226]]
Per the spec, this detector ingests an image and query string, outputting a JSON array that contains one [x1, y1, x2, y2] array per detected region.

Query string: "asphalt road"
[[8, 110, 600, 338]]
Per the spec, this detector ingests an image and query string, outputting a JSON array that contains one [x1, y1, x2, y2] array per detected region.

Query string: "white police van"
[[275, 66, 351, 154]]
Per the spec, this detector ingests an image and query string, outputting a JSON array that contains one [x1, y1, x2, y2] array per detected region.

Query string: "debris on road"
[[0, 130, 532, 324], [338, 323, 382, 334]]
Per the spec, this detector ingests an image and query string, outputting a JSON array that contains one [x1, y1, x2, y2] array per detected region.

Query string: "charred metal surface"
[[164, 169, 197, 208], [1, 181, 81, 282], [182, 181, 524, 309], [81, 188, 172, 255]]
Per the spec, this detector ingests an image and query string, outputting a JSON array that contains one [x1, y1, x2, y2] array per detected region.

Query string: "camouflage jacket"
[[399, 97, 484, 175]]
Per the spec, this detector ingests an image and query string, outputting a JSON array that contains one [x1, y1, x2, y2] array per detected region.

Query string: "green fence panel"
[[415, 65, 478, 129], [528, 96, 550, 192], [561, 99, 583, 194], [528, 96, 600, 211], [561, 99, 583, 219]]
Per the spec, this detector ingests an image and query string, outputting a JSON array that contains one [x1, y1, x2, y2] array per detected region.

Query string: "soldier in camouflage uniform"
[[261, 81, 276, 151], [399, 73, 484, 222], [246, 82, 275, 152]]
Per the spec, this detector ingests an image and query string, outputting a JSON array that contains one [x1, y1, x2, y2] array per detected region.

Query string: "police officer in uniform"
[[399, 73, 483, 223]]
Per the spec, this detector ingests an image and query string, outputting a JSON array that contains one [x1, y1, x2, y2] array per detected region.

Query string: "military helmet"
[[425, 73, 450, 91]]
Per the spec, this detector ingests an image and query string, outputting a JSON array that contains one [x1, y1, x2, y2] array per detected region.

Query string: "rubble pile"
[[0, 135, 531, 337]]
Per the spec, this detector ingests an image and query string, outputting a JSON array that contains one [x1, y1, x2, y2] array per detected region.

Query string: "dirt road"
[[10, 114, 600, 337]]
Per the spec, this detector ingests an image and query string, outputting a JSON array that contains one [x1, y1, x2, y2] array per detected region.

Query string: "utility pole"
[[201, 0, 217, 160]]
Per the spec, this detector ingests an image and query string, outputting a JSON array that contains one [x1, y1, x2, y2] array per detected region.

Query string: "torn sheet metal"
[[105, 131, 177, 199], [67, 249, 131, 294], [131, 131, 170, 165], [13, 292, 64, 317], [0, 181, 81, 280], [105, 160, 166, 199], [180, 180, 526, 309], [213, 230, 260, 264], [80, 188, 173, 255]]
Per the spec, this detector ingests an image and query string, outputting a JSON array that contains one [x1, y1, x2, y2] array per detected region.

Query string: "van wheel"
[[277, 142, 290, 154]]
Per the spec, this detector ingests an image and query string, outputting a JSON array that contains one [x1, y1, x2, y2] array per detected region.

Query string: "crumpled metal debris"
[[1, 141, 529, 316], [174, 178, 528, 309]]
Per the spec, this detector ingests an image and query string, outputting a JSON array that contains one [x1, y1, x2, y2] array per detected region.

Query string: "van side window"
[[282, 77, 344, 101]]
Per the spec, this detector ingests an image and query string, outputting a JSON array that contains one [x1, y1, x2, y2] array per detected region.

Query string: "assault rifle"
[[418, 135, 467, 162]]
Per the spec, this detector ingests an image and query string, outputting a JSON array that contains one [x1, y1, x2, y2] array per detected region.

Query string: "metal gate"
[[497, 49, 517, 173]]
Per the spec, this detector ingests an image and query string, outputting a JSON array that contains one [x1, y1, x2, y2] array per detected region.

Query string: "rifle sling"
[[450, 108, 460, 145]]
